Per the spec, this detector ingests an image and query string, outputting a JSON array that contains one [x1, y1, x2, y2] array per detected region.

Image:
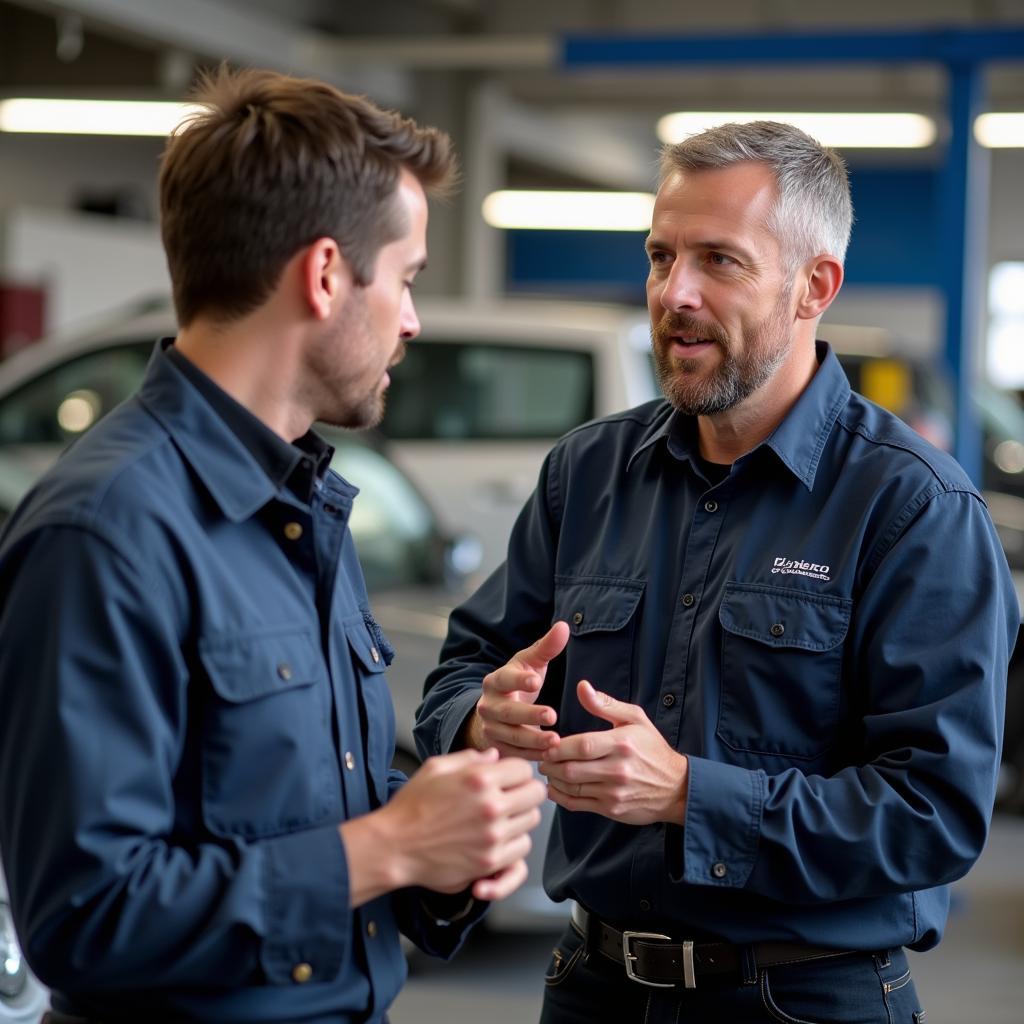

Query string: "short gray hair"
[[659, 120, 853, 268]]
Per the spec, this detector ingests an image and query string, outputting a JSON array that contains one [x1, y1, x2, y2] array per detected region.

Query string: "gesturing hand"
[[540, 680, 688, 826], [464, 621, 569, 760]]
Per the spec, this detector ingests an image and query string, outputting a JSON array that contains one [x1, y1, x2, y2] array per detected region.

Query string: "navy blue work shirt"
[[0, 341, 480, 1023], [416, 342, 1017, 953]]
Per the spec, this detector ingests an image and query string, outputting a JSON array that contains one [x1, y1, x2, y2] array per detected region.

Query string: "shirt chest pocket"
[[199, 627, 338, 839], [553, 576, 644, 716], [717, 583, 851, 760]]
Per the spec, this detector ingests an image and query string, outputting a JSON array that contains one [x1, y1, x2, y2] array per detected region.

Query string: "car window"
[[329, 439, 438, 591], [381, 340, 594, 441], [0, 342, 151, 446]]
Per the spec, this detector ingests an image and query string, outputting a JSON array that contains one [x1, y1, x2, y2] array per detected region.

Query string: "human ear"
[[795, 255, 844, 321], [299, 237, 348, 321]]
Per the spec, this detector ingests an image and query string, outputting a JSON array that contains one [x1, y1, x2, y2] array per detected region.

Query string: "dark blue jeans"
[[539, 924, 926, 1024]]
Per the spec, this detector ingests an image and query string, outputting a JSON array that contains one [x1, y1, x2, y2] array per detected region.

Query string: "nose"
[[657, 259, 703, 313], [400, 291, 421, 340]]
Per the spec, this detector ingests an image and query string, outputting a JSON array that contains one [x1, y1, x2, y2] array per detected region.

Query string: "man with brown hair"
[[0, 67, 545, 1023]]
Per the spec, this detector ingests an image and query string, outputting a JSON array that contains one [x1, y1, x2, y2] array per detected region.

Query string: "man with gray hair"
[[415, 121, 1016, 1022]]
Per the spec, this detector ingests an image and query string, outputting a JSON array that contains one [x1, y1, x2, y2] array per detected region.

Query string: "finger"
[[483, 665, 544, 697], [482, 719, 560, 753], [547, 786, 601, 814], [490, 802, 544, 842], [477, 753, 546, 789], [484, 698, 556, 728], [576, 679, 644, 727], [514, 621, 571, 672], [473, 858, 528, 902], [541, 729, 615, 763]]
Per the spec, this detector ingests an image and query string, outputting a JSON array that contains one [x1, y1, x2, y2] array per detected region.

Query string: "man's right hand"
[[464, 621, 569, 760], [341, 748, 546, 906]]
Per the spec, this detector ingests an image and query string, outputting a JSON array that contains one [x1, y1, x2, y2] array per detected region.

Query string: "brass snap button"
[[770, 623, 785, 637]]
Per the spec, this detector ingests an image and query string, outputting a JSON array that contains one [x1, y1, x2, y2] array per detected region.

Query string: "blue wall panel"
[[505, 167, 940, 295]]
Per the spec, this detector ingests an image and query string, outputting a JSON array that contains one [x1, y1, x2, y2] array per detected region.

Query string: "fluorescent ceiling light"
[[657, 112, 937, 149], [0, 98, 201, 136], [974, 113, 1024, 148], [482, 190, 655, 231]]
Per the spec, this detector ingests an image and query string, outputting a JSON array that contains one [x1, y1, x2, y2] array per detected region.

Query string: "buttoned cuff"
[[260, 823, 350, 985], [681, 756, 765, 888], [438, 689, 483, 754]]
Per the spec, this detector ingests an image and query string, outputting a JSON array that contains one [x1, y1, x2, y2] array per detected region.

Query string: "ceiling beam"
[[4, 0, 409, 102]]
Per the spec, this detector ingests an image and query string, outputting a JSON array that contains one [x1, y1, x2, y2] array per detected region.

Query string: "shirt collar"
[[165, 344, 333, 502], [627, 341, 850, 491], [137, 339, 341, 520]]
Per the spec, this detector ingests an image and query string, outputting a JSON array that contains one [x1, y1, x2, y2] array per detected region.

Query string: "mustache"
[[652, 313, 729, 348]]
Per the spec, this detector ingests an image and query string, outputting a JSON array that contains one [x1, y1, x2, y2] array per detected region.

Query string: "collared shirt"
[[416, 342, 1017, 953], [0, 340, 478, 1024]]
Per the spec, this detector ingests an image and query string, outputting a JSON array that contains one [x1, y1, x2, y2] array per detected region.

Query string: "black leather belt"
[[571, 904, 857, 989]]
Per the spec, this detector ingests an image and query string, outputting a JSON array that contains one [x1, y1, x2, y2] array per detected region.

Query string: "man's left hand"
[[539, 680, 688, 826]]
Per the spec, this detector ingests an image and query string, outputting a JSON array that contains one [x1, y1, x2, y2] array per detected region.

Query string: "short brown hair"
[[159, 65, 457, 326]]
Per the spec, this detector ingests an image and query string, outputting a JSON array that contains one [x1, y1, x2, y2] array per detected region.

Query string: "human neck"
[[695, 340, 818, 465], [173, 307, 312, 442]]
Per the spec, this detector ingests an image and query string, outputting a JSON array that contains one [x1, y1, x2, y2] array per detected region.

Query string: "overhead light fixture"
[[0, 98, 201, 137], [482, 190, 655, 231], [974, 113, 1024, 148], [657, 111, 937, 149]]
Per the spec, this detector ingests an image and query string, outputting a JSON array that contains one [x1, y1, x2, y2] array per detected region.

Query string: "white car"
[[378, 298, 658, 574]]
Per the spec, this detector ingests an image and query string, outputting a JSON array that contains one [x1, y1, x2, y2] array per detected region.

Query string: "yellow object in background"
[[861, 359, 913, 414]]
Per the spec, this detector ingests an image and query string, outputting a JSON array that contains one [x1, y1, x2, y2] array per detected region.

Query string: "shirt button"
[[292, 962, 313, 983], [681, 593, 695, 607], [572, 611, 584, 625], [639, 898, 651, 911], [770, 622, 785, 637], [344, 751, 355, 771], [704, 500, 718, 513], [370, 646, 380, 664], [277, 662, 292, 681], [367, 920, 378, 938], [662, 693, 676, 708], [283, 521, 303, 541], [712, 862, 728, 879]]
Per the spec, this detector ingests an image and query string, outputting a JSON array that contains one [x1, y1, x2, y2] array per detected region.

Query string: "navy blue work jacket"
[[0, 342, 478, 1023], [416, 343, 1017, 953]]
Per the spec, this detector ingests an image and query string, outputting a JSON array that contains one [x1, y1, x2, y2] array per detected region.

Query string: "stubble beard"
[[651, 294, 794, 416], [307, 291, 402, 431]]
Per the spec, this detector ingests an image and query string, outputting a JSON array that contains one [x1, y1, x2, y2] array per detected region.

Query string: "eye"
[[647, 250, 670, 267], [707, 251, 735, 267]]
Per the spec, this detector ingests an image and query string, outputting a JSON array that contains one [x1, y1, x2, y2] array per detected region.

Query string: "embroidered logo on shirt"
[[771, 556, 832, 582]]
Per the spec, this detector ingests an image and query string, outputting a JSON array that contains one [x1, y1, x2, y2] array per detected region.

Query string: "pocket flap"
[[200, 628, 320, 702], [554, 576, 645, 636], [719, 583, 850, 652], [345, 617, 390, 674]]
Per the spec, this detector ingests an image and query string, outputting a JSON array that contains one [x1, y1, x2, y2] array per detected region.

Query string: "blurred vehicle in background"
[[377, 299, 657, 575], [0, 866, 47, 1024]]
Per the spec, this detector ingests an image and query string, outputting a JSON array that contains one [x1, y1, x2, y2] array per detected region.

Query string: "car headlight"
[[0, 901, 26, 999]]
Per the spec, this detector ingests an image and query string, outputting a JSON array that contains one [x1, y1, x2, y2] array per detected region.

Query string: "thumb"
[[576, 679, 643, 726], [421, 746, 498, 776], [516, 620, 571, 671]]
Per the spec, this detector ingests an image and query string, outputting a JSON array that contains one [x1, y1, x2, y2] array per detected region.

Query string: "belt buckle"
[[621, 930, 678, 989]]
